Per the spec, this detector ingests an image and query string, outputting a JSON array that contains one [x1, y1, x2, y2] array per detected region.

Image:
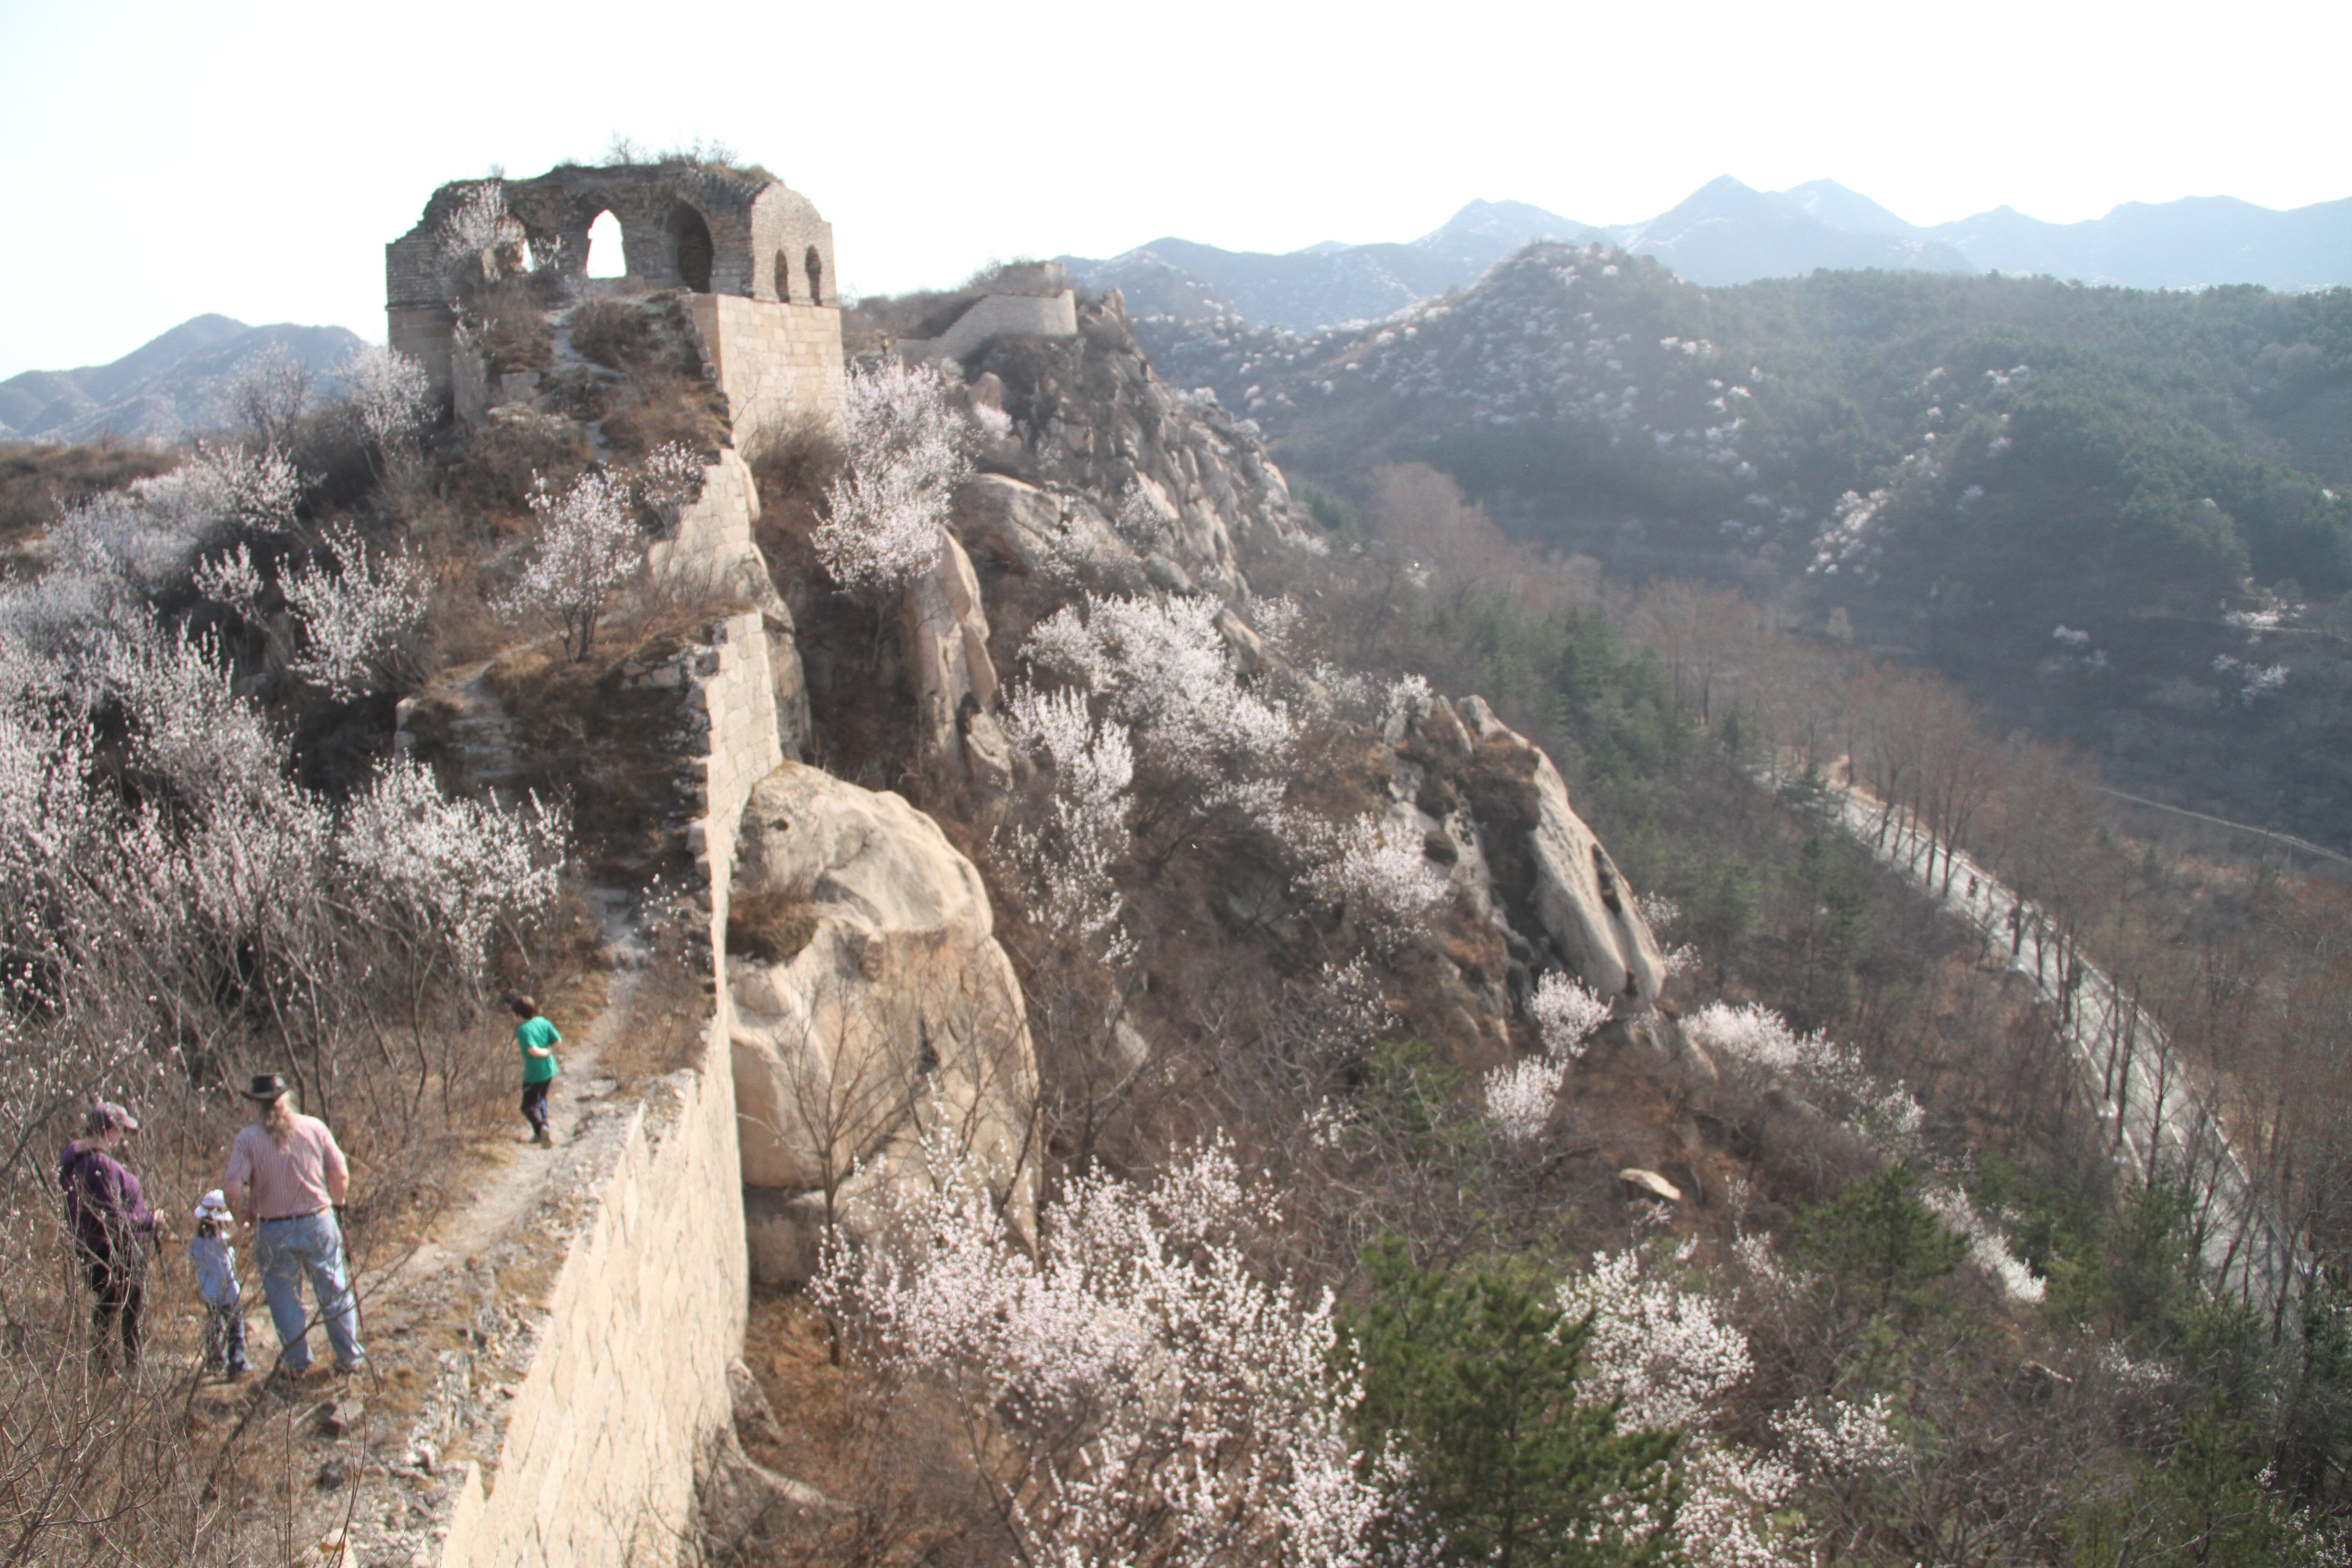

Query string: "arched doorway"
[[804, 245, 823, 306], [585, 211, 627, 278], [773, 249, 791, 303], [671, 206, 714, 292]]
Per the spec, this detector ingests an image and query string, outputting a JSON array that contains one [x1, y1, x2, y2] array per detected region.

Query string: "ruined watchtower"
[[387, 161, 842, 457]]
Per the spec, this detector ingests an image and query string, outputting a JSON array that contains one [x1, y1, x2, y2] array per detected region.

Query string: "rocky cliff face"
[[1381, 691, 1668, 1008], [727, 763, 1037, 1283], [963, 290, 1307, 598]]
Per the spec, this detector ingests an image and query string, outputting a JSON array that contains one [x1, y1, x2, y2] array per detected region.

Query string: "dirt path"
[[201, 892, 661, 1567]]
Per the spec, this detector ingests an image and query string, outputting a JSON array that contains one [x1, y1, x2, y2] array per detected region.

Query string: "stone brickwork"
[[649, 451, 765, 604], [389, 163, 841, 417], [898, 289, 1078, 365], [687, 294, 845, 462], [431, 1023, 748, 1567], [685, 610, 789, 950], [424, 612, 783, 1568]]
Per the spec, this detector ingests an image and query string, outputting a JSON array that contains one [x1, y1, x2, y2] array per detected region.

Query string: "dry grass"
[[0, 440, 178, 564], [727, 889, 818, 966]]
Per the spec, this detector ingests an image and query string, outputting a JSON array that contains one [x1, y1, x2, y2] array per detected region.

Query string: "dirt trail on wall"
[[362, 889, 651, 1333]]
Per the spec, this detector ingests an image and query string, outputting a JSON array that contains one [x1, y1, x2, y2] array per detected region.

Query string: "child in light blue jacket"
[[187, 1190, 248, 1377]]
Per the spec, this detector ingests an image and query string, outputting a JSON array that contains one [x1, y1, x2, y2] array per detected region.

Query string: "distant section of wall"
[[688, 294, 844, 462], [899, 290, 1078, 365], [433, 1019, 747, 1566]]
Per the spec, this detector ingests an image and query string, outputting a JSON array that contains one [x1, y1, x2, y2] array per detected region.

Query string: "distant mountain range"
[[0, 316, 365, 445], [1059, 179, 2352, 333]]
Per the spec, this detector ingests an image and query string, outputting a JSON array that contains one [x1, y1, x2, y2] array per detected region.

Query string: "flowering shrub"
[[1529, 970, 1609, 1059], [201, 521, 432, 700], [818, 1132, 1378, 1566], [341, 755, 568, 963], [1684, 1002, 1925, 1157], [1024, 593, 1296, 784], [494, 467, 642, 659], [1480, 972, 1608, 1146], [813, 360, 967, 603], [1922, 1185, 2044, 1303], [334, 344, 432, 454], [1304, 813, 1449, 940], [998, 683, 1135, 959]]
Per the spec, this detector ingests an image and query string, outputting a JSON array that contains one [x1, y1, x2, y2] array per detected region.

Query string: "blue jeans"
[[254, 1212, 363, 1372]]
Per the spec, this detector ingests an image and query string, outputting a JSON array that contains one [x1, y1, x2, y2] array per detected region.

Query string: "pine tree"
[[1347, 1237, 1683, 1567]]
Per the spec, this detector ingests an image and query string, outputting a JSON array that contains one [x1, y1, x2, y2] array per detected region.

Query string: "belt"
[[259, 1209, 327, 1222]]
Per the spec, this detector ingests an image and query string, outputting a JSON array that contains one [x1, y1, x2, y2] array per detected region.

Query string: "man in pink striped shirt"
[[224, 1074, 363, 1377]]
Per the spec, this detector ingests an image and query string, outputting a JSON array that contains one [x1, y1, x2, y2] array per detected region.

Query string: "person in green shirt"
[[510, 996, 561, 1147]]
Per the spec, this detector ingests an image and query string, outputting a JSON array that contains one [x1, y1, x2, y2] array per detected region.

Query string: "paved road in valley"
[[1797, 776, 2302, 1317]]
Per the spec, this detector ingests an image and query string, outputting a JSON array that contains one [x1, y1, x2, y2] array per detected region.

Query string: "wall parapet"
[[429, 1030, 746, 1566]]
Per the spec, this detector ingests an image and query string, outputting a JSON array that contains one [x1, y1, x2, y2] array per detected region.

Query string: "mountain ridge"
[[0, 317, 365, 446], [1060, 179, 2352, 334]]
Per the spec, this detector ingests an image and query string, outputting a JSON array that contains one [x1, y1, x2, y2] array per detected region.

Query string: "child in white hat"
[[187, 1190, 247, 1378]]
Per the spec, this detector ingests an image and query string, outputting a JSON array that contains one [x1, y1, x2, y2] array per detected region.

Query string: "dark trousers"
[[521, 1079, 551, 1137], [81, 1253, 143, 1369]]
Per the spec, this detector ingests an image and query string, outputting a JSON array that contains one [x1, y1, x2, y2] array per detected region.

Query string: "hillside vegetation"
[[1139, 255, 2352, 847]]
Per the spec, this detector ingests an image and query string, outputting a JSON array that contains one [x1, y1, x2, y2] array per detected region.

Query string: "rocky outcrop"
[[899, 531, 1012, 785], [1456, 696, 1667, 1001], [966, 291, 1306, 598], [725, 764, 1037, 1283], [1390, 693, 1668, 1006]]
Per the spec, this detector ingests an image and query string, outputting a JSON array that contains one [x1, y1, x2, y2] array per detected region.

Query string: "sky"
[[0, 0, 2345, 377]]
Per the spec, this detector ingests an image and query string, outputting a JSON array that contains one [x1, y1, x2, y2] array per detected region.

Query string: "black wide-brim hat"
[[242, 1073, 289, 1102]]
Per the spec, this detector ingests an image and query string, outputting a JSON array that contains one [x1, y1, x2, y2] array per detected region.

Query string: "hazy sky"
[[1, 0, 2343, 377]]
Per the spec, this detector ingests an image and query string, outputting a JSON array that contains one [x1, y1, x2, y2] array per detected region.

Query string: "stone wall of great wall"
[[423, 609, 787, 1568], [388, 162, 839, 1564], [428, 1026, 747, 1566]]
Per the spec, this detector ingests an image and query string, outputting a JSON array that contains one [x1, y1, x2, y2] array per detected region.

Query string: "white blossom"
[[1561, 1249, 1802, 1567], [1305, 813, 1449, 937], [1000, 684, 1135, 957], [1685, 1002, 1925, 1156], [1924, 1186, 2044, 1303], [335, 344, 432, 450], [279, 524, 433, 699], [1023, 594, 1297, 783], [813, 361, 967, 603], [819, 1131, 1378, 1567], [1481, 1056, 1563, 1145], [49, 444, 299, 592], [340, 755, 568, 963], [1529, 970, 1609, 1061], [493, 466, 643, 659]]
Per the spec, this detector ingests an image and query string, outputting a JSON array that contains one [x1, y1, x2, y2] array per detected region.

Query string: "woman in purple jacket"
[[58, 1102, 160, 1371]]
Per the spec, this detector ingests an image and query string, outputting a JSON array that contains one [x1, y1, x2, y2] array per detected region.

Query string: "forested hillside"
[[1137, 255, 2352, 845]]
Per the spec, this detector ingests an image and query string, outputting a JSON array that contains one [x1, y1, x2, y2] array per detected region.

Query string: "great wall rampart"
[[382, 163, 838, 1566]]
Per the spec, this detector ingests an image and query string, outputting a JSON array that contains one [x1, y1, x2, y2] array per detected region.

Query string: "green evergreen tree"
[[1794, 1163, 1969, 1323], [1345, 1237, 1683, 1568]]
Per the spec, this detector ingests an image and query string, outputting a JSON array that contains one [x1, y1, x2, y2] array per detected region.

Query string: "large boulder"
[[952, 471, 1136, 583], [1442, 697, 1669, 1003], [726, 763, 1037, 1280]]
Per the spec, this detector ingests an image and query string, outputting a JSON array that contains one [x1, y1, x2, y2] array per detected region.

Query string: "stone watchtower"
[[387, 162, 843, 457]]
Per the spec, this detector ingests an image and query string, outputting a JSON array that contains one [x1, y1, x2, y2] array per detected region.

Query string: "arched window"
[[671, 205, 714, 292], [584, 211, 627, 278], [804, 245, 823, 306], [773, 248, 791, 303]]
